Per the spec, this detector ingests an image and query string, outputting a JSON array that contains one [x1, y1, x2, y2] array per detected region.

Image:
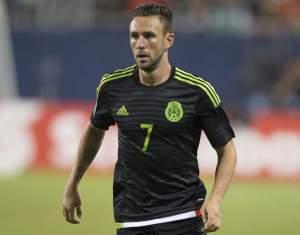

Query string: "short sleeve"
[[90, 87, 115, 130], [196, 94, 235, 148]]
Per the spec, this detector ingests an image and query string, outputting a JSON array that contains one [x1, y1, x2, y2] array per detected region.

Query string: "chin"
[[137, 62, 151, 70], [136, 61, 158, 72]]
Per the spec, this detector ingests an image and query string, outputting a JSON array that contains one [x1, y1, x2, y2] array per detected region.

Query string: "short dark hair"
[[131, 4, 173, 33]]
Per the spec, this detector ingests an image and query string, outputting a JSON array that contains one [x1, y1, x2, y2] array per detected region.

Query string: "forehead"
[[130, 16, 164, 33]]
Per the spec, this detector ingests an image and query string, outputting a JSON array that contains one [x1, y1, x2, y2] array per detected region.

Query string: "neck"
[[139, 55, 171, 86]]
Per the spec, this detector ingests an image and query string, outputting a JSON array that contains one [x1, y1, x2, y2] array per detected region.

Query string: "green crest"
[[165, 101, 184, 122]]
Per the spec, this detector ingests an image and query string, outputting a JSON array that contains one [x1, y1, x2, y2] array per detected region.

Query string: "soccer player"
[[63, 4, 237, 235]]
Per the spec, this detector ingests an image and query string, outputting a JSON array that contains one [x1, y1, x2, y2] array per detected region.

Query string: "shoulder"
[[96, 64, 136, 93], [174, 67, 221, 108]]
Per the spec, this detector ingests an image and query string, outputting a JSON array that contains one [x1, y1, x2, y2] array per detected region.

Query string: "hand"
[[62, 185, 82, 224], [202, 199, 222, 233]]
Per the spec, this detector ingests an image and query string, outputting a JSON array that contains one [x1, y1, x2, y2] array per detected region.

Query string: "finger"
[[205, 227, 218, 233], [63, 208, 67, 218], [204, 221, 211, 231], [204, 218, 220, 232], [63, 207, 71, 220], [204, 211, 216, 232], [204, 222, 218, 232], [206, 226, 219, 232], [65, 210, 71, 223], [66, 207, 80, 224], [65, 209, 72, 223], [202, 208, 208, 223], [67, 211, 80, 224], [76, 205, 82, 219], [69, 207, 80, 224]]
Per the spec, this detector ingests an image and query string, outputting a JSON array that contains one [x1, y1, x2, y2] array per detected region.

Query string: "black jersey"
[[91, 65, 234, 225]]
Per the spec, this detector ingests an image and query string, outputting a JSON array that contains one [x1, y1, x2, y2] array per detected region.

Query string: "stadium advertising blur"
[[0, 100, 299, 180]]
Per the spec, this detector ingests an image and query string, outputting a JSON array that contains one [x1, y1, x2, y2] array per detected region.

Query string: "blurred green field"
[[0, 171, 299, 235]]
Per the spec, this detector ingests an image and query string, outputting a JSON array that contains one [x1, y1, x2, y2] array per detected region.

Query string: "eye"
[[143, 32, 156, 39], [130, 32, 139, 40]]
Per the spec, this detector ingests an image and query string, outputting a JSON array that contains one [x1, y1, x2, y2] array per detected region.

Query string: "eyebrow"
[[130, 31, 156, 36]]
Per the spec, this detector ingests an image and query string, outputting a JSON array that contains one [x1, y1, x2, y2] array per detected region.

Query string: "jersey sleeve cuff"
[[208, 127, 235, 148], [90, 115, 110, 130]]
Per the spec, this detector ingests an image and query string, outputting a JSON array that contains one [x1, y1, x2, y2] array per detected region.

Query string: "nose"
[[136, 36, 146, 49]]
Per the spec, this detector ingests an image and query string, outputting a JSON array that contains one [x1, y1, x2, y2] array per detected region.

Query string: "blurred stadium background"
[[0, 0, 300, 234]]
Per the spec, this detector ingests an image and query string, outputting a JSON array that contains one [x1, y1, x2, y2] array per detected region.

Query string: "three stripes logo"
[[117, 105, 129, 116]]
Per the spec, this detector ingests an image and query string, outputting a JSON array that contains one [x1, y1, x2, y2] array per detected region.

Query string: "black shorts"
[[116, 217, 205, 235]]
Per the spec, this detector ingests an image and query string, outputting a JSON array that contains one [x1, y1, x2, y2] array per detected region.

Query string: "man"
[[63, 4, 237, 235]]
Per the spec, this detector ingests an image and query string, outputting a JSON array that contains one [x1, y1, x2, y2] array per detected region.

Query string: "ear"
[[165, 32, 175, 49]]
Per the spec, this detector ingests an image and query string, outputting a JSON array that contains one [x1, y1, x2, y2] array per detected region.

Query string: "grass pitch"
[[0, 171, 299, 235]]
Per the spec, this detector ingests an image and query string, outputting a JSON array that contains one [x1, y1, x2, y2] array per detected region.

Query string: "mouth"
[[136, 54, 149, 59]]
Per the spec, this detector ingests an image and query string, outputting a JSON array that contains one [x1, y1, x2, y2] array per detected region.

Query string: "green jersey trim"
[[96, 65, 136, 93], [174, 68, 221, 108]]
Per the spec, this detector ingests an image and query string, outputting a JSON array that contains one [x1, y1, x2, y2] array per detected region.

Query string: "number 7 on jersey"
[[140, 124, 153, 152]]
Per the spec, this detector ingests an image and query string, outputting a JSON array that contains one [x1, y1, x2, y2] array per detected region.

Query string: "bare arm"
[[62, 121, 105, 224], [203, 139, 237, 232]]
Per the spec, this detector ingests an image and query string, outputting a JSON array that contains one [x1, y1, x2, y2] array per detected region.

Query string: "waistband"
[[116, 209, 202, 229]]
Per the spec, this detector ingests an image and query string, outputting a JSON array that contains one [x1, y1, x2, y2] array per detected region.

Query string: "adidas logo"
[[117, 105, 129, 116]]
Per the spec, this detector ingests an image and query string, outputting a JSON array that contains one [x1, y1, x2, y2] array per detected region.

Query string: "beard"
[[135, 51, 164, 72]]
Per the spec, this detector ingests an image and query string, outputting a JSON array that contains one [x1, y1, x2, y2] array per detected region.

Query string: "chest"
[[108, 87, 199, 130]]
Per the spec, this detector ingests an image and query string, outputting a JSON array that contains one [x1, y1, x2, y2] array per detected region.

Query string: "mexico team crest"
[[165, 101, 184, 122]]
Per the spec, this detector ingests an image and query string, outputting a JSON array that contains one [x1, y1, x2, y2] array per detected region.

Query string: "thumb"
[[201, 207, 208, 223]]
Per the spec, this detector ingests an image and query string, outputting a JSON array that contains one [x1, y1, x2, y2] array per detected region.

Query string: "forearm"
[[67, 121, 105, 187], [209, 139, 237, 203]]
